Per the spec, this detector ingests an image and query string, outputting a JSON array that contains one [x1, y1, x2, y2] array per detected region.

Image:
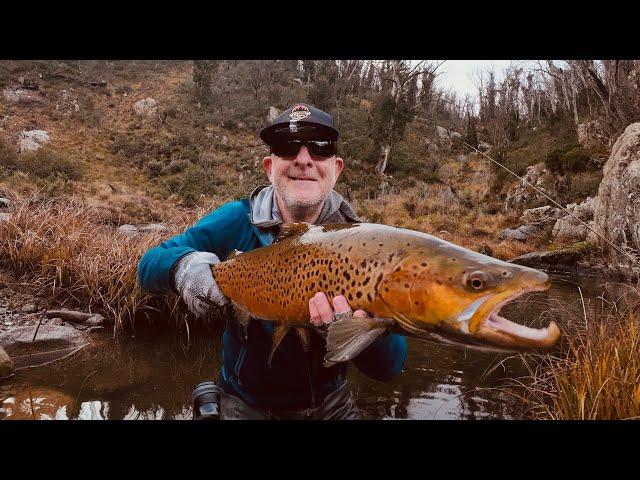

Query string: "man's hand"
[[173, 251, 228, 318], [308, 292, 368, 326]]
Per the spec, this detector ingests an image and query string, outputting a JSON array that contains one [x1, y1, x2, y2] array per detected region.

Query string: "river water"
[[0, 273, 619, 420]]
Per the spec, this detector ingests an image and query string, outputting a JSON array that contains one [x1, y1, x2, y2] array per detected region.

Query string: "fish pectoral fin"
[[295, 327, 310, 352], [323, 317, 395, 368], [268, 325, 291, 366]]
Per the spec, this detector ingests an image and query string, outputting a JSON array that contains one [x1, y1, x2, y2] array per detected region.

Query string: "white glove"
[[173, 251, 228, 317]]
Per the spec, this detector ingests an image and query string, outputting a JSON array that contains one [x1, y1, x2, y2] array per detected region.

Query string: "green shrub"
[[544, 144, 590, 175]]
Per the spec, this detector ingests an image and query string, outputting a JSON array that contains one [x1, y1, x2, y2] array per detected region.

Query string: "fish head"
[[382, 246, 559, 351]]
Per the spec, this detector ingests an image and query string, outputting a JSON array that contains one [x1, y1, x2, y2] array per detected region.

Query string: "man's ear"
[[334, 157, 345, 179], [262, 156, 273, 181]]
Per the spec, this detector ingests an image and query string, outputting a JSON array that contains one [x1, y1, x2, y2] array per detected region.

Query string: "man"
[[138, 103, 407, 419]]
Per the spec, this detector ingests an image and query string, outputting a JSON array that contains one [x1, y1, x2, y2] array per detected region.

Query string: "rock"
[[133, 97, 158, 117], [435, 126, 452, 150], [594, 122, 640, 273], [0, 325, 90, 369], [0, 198, 10, 210], [268, 106, 279, 122], [118, 224, 139, 236], [20, 304, 38, 314], [504, 163, 551, 211], [18, 130, 50, 153], [49, 318, 63, 326], [565, 196, 595, 220], [221, 135, 229, 145], [0, 212, 10, 222], [520, 205, 563, 227], [499, 224, 541, 241], [0, 345, 13, 378], [449, 131, 462, 141], [85, 315, 105, 326], [510, 242, 599, 272], [477, 141, 492, 153], [552, 217, 595, 242], [139, 223, 170, 234], [577, 119, 609, 150], [2, 87, 44, 103]]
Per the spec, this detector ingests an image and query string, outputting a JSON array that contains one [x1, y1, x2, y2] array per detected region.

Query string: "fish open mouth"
[[472, 286, 560, 349]]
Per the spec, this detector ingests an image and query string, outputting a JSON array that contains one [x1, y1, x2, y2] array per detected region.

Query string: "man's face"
[[263, 142, 344, 212]]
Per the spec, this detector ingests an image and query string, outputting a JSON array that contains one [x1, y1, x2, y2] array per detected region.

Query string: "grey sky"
[[435, 60, 513, 99]]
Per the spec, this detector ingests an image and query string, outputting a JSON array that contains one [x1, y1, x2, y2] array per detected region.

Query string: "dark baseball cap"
[[260, 103, 339, 145]]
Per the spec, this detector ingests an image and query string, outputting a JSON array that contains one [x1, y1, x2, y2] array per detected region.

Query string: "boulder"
[[477, 141, 492, 153], [133, 97, 158, 117], [552, 217, 595, 242], [449, 131, 462, 141], [504, 163, 550, 211], [593, 122, 640, 274], [509, 242, 600, 272], [435, 126, 452, 150], [0, 345, 13, 378], [499, 224, 541, 242], [18, 130, 50, 153], [520, 205, 563, 227], [0, 198, 10, 210], [0, 325, 90, 370], [577, 119, 609, 150], [551, 196, 596, 242]]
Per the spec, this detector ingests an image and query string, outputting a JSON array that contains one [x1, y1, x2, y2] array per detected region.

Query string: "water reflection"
[[0, 273, 611, 420]]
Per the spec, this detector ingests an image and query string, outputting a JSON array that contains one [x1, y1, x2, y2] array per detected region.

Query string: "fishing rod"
[[454, 137, 640, 270]]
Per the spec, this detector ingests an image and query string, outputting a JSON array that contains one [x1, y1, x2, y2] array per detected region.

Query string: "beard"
[[273, 177, 334, 222]]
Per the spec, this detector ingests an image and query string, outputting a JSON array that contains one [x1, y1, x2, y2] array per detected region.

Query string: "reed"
[[0, 195, 201, 330], [513, 283, 640, 419]]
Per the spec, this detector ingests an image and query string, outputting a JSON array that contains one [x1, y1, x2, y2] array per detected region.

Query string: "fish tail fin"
[[268, 325, 290, 366], [323, 316, 394, 367]]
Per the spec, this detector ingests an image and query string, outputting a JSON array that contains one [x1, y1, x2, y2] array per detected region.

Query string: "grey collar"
[[249, 184, 359, 228]]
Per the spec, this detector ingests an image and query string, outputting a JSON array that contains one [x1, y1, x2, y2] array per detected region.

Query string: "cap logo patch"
[[289, 104, 311, 121]]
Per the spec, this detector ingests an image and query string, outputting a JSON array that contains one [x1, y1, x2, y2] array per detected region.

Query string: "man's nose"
[[293, 145, 313, 166]]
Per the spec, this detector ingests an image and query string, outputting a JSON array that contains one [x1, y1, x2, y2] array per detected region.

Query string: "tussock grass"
[[512, 283, 640, 419], [0, 195, 203, 331]]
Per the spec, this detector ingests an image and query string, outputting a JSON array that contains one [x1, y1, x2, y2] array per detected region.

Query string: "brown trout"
[[210, 223, 560, 366]]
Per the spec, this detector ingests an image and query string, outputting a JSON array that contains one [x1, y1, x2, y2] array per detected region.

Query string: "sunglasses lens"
[[307, 141, 335, 157], [270, 140, 335, 158], [271, 141, 302, 157]]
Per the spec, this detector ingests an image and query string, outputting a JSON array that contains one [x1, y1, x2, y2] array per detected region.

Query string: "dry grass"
[[0, 194, 204, 330], [511, 283, 640, 419], [353, 179, 546, 261]]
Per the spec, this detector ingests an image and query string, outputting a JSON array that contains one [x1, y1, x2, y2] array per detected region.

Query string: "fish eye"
[[465, 271, 488, 290]]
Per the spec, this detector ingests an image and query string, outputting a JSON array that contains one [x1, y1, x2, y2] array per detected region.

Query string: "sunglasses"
[[270, 139, 337, 159]]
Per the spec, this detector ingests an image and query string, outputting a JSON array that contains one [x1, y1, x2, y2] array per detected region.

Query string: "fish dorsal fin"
[[226, 249, 243, 260], [274, 222, 312, 243]]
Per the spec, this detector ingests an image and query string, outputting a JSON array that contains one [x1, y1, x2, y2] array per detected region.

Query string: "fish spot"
[[367, 293, 373, 302], [362, 277, 370, 286], [436, 280, 443, 285], [421, 262, 428, 267], [356, 291, 362, 299]]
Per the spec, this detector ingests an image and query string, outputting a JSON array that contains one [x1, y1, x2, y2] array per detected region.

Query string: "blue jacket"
[[138, 199, 407, 410]]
